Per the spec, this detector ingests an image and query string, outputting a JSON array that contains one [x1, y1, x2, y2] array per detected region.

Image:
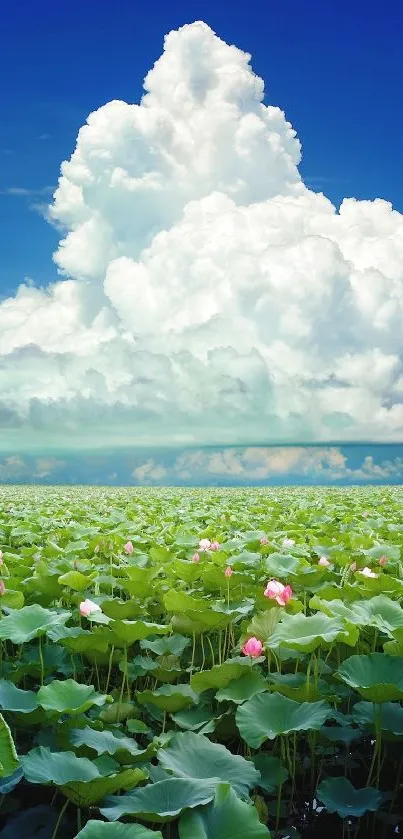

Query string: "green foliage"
[[0, 485, 402, 836]]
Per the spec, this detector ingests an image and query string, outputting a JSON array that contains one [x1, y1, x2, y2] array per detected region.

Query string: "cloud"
[[174, 446, 403, 482], [131, 459, 168, 483], [1, 21, 403, 452]]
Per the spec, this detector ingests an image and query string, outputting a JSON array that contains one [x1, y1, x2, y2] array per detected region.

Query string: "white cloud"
[[1, 21, 403, 451], [173, 447, 403, 482], [132, 459, 168, 483]]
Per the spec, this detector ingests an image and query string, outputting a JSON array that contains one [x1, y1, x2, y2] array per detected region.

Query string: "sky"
[[0, 0, 403, 484]]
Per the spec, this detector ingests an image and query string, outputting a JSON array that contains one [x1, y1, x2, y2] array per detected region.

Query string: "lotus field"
[[1, 486, 403, 839]]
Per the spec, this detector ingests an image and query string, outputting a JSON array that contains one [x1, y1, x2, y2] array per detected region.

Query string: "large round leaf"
[[337, 654, 403, 702], [157, 732, 260, 798], [136, 684, 197, 713], [216, 672, 269, 704], [62, 767, 147, 806], [268, 612, 358, 652], [0, 680, 38, 713], [236, 693, 331, 748], [0, 605, 71, 643], [111, 620, 170, 646], [179, 782, 271, 839], [21, 747, 100, 784], [0, 713, 19, 778], [75, 823, 163, 839], [317, 777, 383, 818], [37, 679, 109, 714], [352, 701, 403, 737], [100, 777, 218, 822], [190, 658, 254, 694]]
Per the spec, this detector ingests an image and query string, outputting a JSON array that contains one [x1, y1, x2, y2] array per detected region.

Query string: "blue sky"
[[0, 0, 403, 483]]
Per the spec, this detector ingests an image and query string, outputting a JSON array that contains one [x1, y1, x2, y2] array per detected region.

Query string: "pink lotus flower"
[[379, 555, 388, 567], [0, 580, 5, 595], [264, 580, 293, 606], [242, 637, 263, 658], [210, 541, 220, 551], [318, 557, 330, 567], [260, 535, 268, 545], [80, 599, 102, 617], [224, 566, 233, 578], [199, 538, 211, 552], [124, 541, 134, 554], [282, 538, 295, 548], [350, 562, 357, 572], [192, 552, 200, 563], [359, 566, 378, 579]]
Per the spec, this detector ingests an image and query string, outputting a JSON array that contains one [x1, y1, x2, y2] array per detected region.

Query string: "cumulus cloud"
[[1, 21, 403, 451]]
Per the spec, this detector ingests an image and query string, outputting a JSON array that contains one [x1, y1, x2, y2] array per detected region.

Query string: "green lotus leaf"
[[37, 679, 109, 714], [0, 590, 24, 610], [236, 693, 331, 748], [267, 672, 330, 703], [140, 634, 191, 656], [137, 684, 197, 712], [157, 731, 259, 798], [253, 754, 288, 793], [246, 610, 280, 642], [0, 766, 23, 794], [21, 746, 100, 784], [310, 595, 403, 636], [178, 782, 271, 839], [163, 590, 207, 613], [264, 553, 303, 576], [0, 605, 71, 643], [70, 726, 153, 761], [190, 658, 254, 694], [100, 702, 137, 723], [337, 654, 403, 702], [111, 620, 170, 646], [171, 706, 217, 732], [0, 713, 19, 778], [0, 679, 38, 713], [363, 543, 400, 561], [75, 823, 162, 839], [100, 777, 219, 822], [61, 767, 147, 807], [268, 612, 358, 652], [352, 701, 403, 737], [58, 570, 95, 591], [215, 671, 269, 704], [317, 777, 383, 818]]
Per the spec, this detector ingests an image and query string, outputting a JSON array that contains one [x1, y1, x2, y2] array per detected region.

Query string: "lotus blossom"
[[124, 541, 134, 554], [0, 551, 3, 565], [224, 566, 233, 578], [0, 580, 5, 595], [192, 552, 200, 563], [379, 555, 388, 567], [260, 535, 268, 545], [199, 538, 211, 551], [264, 580, 293, 605], [350, 562, 357, 572], [318, 557, 330, 567], [80, 599, 102, 617], [282, 538, 295, 548], [242, 637, 263, 658], [359, 566, 378, 579], [210, 541, 220, 551]]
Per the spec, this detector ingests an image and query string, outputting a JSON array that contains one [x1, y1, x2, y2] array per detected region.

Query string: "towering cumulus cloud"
[[1, 21, 403, 451]]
